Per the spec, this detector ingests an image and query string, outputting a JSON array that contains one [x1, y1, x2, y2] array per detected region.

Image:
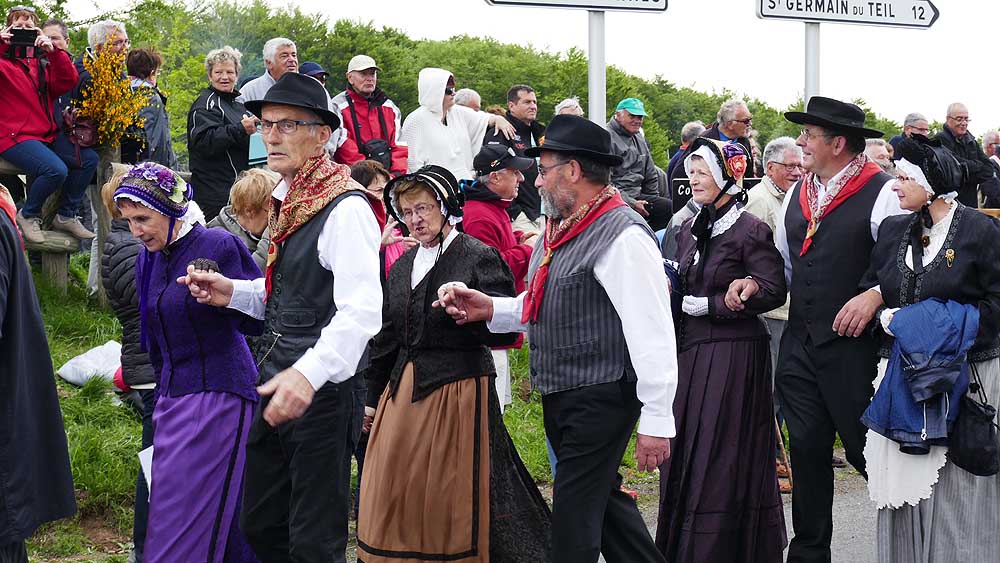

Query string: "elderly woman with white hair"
[[656, 138, 788, 562], [186, 46, 258, 221], [554, 96, 584, 116], [70, 19, 128, 99], [859, 135, 1000, 563]]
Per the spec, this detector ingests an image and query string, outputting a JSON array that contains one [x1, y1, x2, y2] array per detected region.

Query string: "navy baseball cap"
[[299, 61, 328, 78], [474, 145, 535, 175]]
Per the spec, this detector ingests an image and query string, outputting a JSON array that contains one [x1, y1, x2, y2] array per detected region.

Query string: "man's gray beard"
[[540, 190, 562, 221]]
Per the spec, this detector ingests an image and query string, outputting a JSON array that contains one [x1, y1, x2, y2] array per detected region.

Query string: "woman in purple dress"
[[656, 139, 788, 562], [113, 162, 262, 563]]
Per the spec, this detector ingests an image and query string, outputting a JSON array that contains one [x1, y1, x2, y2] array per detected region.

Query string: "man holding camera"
[[331, 55, 408, 176]]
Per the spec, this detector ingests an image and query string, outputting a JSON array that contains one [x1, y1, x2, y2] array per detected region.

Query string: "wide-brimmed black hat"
[[525, 115, 623, 166], [784, 96, 883, 138], [896, 135, 966, 196], [244, 72, 340, 130]]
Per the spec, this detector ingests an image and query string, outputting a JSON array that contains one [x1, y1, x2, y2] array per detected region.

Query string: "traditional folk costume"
[[773, 97, 906, 563], [860, 137, 1000, 562], [0, 184, 76, 563], [233, 72, 384, 563], [113, 163, 262, 563], [487, 116, 678, 563], [656, 139, 788, 562], [357, 165, 551, 563]]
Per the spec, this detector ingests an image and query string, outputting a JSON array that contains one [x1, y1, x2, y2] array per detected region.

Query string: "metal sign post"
[[485, 0, 667, 125], [758, 0, 938, 103], [587, 10, 606, 124]]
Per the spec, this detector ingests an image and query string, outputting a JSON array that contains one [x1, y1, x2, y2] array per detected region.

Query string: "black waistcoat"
[[785, 171, 891, 345], [257, 191, 368, 382]]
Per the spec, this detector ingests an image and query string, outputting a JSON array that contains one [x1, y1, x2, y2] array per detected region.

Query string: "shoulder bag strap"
[[345, 93, 366, 146]]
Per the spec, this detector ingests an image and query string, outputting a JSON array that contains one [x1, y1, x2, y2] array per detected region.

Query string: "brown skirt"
[[358, 364, 492, 562]]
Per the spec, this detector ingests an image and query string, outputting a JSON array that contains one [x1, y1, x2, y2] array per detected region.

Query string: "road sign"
[[486, 0, 666, 13], [757, 0, 939, 29]]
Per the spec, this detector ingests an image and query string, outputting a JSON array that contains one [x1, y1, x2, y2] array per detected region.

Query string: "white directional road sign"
[[757, 0, 938, 29], [485, 0, 666, 12]]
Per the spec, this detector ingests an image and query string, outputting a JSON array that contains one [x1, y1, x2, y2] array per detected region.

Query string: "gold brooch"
[[945, 248, 955, 268]]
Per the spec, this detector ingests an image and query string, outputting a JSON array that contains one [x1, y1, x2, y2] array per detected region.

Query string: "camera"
[[9, 28, 39, 58]]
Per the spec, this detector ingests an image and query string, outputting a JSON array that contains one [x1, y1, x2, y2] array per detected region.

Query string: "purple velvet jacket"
[[136, 224, 263, 401]]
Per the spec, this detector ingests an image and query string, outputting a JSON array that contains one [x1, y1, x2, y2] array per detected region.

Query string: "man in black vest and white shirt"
[[773, 97, 905, 563], [179, 72, 383, 563], [435, 115, 677, 563]]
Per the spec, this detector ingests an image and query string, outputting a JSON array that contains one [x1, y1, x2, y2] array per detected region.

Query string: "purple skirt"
[[144, 392, 258, 563], [656, 337, 787, 563]]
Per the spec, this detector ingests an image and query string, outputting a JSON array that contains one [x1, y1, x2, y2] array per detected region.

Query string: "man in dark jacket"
[[702, 98, 757, 173], [483, 84, 545, 233], [933, 102, 997, 207], [607, 98, 670, 231], [0, 183, 76, 563], [101, 214, 156, 563]]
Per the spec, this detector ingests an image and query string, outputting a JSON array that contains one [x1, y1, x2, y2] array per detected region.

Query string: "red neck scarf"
[[797, 155, 882, 256], [521, 186, 625, 323], [265, 156, 381, 298], [0, 185, 22, 248]]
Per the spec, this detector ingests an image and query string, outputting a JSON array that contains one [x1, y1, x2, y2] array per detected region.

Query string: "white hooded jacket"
[[399, 67, 490, 180]]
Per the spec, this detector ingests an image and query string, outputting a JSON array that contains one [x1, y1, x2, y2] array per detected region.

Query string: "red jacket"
[[463, 194, 533, 350], [332, 87, 408, 176], [0, 45, 77, 154]]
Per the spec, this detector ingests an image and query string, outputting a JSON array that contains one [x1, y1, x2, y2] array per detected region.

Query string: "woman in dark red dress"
[[656, 138, 788, 562]]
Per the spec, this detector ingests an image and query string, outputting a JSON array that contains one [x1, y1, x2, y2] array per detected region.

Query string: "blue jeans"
[[1, 135, 99, 218]]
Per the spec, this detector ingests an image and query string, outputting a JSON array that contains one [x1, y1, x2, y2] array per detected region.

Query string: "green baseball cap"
[[615, 97, 647, 116]]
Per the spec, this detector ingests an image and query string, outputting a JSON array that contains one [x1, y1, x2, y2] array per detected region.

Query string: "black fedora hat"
[[244, 72, 341, 130], [784, 96, 883, 138], [525, 115, 624, 166]]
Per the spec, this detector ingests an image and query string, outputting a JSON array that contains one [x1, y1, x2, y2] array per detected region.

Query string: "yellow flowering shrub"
[[78, 37, 148, 148]]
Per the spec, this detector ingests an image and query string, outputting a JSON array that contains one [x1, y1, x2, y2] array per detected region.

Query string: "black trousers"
[[542, 379, 665, 563], [241, 376, 360, 563], [640, 194, 673, 232], [775, 329, 878, 563], [0, 542, 27, 563]]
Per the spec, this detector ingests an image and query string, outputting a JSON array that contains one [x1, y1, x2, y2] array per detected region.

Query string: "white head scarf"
[[683, 144, 742, 196], [895, 157, 958, 202]]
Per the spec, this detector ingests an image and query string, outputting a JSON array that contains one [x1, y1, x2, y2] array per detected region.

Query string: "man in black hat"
[[179, 72, 383, 563], [436, 114, 678, 563], [773, 96, 905, 562]]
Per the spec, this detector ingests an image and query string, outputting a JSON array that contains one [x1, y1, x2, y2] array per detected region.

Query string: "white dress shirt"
[[412, 228, 459, 289], [486, 225, 679, 439], [774, 163, 906, 286], [228, 180, 383, 391]]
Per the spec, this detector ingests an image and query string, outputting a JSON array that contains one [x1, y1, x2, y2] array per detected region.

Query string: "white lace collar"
[[692, 203, 745, 240]]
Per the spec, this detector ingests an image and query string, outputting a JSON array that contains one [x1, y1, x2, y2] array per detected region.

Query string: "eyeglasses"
[[260, 119, 323, 134], [537, 161, 571, 179], [770, 161, 803, 171], [444, 87, 455, 96], [401, 203, 438, 221], [108, 37, 130, 48], [908, 126, 931, 134], [732, 117, 753, 125], [947, 116, 971, 123], [799, 128, 834, 142], [8, 5, 36, 14]]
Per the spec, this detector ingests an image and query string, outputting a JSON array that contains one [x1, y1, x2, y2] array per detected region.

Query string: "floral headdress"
[[114, 162, 192, 219], [683, 138, 749, 195]]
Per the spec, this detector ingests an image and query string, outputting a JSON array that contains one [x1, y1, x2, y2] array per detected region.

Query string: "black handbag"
[[346, 94, 392, 170], [948, 363, 1000, 476]]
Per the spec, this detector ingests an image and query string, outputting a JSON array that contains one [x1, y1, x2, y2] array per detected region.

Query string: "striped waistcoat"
[[526, 206, 654, 395]]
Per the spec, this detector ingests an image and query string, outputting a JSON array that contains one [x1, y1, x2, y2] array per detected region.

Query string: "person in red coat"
[[461, 144, 538, 411], [1, 6, 97, 245], [331, 55, 408, 176]]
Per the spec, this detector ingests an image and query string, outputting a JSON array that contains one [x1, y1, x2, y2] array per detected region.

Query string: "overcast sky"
[[66, 0, 996, 136]]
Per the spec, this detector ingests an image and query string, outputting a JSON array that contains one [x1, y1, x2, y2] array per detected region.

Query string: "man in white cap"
[[332, 55, 408, 177]]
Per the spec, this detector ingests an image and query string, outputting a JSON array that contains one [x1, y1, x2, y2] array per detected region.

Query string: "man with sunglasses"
[[332, 54, 408, 177], [933, 102, 996, 207]]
